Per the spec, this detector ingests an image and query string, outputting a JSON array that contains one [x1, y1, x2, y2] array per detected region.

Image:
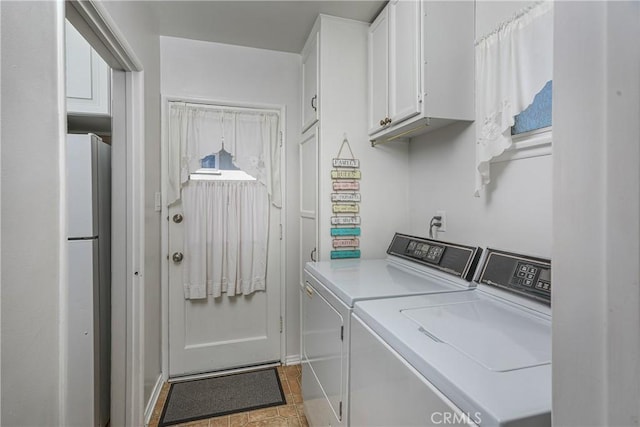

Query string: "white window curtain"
[[168, 102, 282, 207], [474, 1, 553, 196], [182, 180, 269, 299]]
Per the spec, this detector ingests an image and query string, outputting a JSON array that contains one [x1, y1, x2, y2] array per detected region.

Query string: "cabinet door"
[[300, 126, 318, 282], [302, 32, 319, 132], [368, 6, 389, 135], [301, 279, 344, 425], [388, 0, 421, 125], [66, 21, 111, 116]]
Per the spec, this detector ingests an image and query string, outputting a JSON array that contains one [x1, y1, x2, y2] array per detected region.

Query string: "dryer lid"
[[401, 299, 551, 372]]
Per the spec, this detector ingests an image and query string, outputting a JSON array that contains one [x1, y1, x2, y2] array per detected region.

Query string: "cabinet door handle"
[[305, 283, 314, 297], [385, 117, 392, 125], [311, 95, 317, 111], [310, 248, 317, 262]]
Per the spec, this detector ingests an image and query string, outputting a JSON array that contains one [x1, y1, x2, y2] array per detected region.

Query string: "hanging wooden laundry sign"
[[333, 204, 359, 214], [331, 216, 361, 225], [333, 158, 360, 168], [331, 193, 361, 203], [331, 249, 361, 259], [333, 181, 360, 191], [333, 238, 360, 248], [331, 227, 361, 237], [331, 169, 361, 180]]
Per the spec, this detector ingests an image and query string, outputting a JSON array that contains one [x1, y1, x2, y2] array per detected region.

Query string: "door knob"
[[172, 252, 184, 263], [173, 213, 183, 223], [379, 119, 385, 126]]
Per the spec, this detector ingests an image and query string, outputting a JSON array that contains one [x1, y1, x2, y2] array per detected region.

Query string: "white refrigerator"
[[66, 133, 111, 427]]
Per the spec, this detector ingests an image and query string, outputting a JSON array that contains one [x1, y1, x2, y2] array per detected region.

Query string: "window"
[[192, 148, 253, 181], [493, 80, 552, 164], [512, 80, 552, 135]]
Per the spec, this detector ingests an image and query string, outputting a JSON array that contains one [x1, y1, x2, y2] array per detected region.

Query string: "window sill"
[[491, 127, 552, 164]]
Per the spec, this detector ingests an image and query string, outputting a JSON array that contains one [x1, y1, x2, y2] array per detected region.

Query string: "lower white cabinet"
[[301, 273, 347, 426], [350, 314, 475, 427]]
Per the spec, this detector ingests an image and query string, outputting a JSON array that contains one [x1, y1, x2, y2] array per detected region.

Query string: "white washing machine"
[[301, 233, 483, 427], [350, 248, 552, 426]]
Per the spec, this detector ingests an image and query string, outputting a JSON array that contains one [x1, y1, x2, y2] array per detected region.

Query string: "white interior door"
[[167, 169, 282, 378]]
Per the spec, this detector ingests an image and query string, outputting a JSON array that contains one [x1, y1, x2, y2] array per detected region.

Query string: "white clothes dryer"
[[301, 233, 482, 427]]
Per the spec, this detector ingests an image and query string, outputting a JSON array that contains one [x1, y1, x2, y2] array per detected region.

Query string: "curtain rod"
[[475, 0, 549, 46], [169, 100, 280, 116]]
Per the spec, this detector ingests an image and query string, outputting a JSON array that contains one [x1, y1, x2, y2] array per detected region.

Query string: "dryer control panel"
[[387, 233, 482, 281], [477, 248, 551, 304]]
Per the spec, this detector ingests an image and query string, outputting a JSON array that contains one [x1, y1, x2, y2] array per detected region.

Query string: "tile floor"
[[148, 365, 308, 427]]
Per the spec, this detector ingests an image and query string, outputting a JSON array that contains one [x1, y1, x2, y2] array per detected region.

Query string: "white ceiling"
[[149, 1, 386, 53]]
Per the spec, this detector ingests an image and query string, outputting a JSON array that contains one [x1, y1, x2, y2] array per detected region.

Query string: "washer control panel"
[[387, 233, 482, 281], [477, 249, 551, 304], [405, 241, 446, 264]]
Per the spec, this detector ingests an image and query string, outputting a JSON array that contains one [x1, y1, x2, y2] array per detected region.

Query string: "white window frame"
[[492, 126, 552, 163]]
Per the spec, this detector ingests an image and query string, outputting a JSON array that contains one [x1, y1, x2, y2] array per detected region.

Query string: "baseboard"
[[144, 374, 165, 426], [284, 354, 301, 366]]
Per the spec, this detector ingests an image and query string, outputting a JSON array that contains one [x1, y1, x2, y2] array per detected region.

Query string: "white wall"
[[553, 2, 640, 425], [99, 1, 163, 404], [160, 36, 302, 359], [407, 1, 551, 257], [0, 1, 65, 425], [316, 16, 410, 261]]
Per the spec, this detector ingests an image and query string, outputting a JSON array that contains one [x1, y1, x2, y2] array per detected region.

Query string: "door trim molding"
[[65, 1, 142, 72], [64, 2, 146, 426], [160, 95, 287, 379]]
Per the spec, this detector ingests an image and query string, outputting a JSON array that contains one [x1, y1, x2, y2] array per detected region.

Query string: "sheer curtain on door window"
[[182, 180, 269, 298], [168, 102, 281, 299]]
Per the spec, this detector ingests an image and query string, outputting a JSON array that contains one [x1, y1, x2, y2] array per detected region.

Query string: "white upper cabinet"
[[368, 1, 474, 145], [388, 0, 421, 126], [368, 7, 389, 135], [66, 21, 110, 116], [301, 31, 319, 132]]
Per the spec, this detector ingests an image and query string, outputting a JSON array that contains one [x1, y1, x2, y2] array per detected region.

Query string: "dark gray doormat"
[[159, 367, 286, 426]]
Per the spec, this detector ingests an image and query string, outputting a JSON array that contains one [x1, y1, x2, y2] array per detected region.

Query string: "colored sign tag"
[[333, 181, 360, 191], [331, 227, 361, 237], [332, 158, 360, 168], [331, 169, 361, 180], [331, 216, 361, 225], [333, 238, 360, 248], [331, 250, 361, 259], [333, 204, 359, 213], [331, 193, 361, 202]]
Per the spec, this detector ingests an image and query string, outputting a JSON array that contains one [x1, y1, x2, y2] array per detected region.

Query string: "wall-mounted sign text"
[[331, 193, 361, 202], [331, 249, 361, 259], [333, 238, 360, 248], [333, 204, 359, 214], [331, 170, 361, 180], [333, 181, 360, 191], [331, 216, 361, 225], [332, 158, 360, 168], [331, 227, 361, 237]]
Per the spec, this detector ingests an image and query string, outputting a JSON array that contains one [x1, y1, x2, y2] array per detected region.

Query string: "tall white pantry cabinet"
[[299, 15, 370, 279]]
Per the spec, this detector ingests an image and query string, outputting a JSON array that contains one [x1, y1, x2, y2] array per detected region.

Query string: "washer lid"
[[401, 299, 551, 372]]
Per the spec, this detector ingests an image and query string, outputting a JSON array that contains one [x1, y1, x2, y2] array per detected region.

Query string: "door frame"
[[65, 2, 145, 426], [160, 95, 287, 380]]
